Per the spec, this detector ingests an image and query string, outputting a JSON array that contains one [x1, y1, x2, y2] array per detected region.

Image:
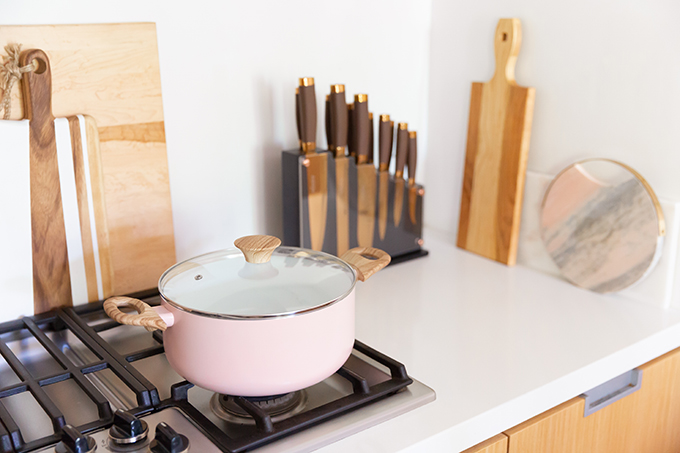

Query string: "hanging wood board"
[[0, 23, 176, 298], [457, 18, 535, 266]]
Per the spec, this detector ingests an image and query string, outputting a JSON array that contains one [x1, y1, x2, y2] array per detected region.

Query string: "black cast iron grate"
[[0, 293, 413, 452], [0, 303, 161, 453]]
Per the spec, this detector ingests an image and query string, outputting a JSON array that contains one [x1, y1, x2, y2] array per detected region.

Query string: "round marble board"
[[540, 159, 664, 293]]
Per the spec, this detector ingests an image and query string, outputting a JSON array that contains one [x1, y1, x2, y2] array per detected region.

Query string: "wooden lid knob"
[[234, 235, 281, 263]]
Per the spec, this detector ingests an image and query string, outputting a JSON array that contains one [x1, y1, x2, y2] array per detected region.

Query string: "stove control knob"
[[109, 410, 149, 445], [149, 422, 190, 453], [55, 425, 96, 453]]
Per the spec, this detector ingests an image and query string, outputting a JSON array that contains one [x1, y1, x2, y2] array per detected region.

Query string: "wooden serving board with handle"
[[0, 23, 176, 314], [0, 49, 113, 317], [457, 18, 535, 266]]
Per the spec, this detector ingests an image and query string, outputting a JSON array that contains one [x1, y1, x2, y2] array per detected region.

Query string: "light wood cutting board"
[[0, 23, 176, 303], [0, 48, 114, 317], [457, 18, 535, 266]]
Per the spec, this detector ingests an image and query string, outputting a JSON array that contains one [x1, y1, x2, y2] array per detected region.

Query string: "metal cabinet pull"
[[581, 369, 642, 417]]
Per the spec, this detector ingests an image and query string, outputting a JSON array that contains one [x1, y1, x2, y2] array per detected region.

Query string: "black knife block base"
[[389, 249, 429, 266], [282, 149, 426, 261]]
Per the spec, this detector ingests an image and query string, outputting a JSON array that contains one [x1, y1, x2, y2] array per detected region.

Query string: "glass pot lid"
[[158, 236, 357, 319]]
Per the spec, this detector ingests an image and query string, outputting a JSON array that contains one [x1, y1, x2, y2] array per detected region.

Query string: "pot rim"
[[157, 246, 358, 320]]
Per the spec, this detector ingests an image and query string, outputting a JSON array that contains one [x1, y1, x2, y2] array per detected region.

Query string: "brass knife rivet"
[[416, 238, 424, 246], [302, 159, 311, 167], [418, 188, 425, 196]]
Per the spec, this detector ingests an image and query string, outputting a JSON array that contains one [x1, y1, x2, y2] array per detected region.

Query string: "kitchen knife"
[[347, 103, 355, 158], [355, 94, 376, 247], [298, 77, 328, 251], [325, 94, 332, 151], [295, 88, 301, 149], [394, 123, 409, 227], [330, 84, 350, 255], [368, 112, 374, 164], [378, 114, 393, 240], [408, 131, 418, 225]]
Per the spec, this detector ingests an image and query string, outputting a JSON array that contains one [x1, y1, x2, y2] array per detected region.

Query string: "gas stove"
[[0, 292, 435, 452]]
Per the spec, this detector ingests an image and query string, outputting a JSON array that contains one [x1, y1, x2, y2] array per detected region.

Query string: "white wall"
[[5, 0, 680, 260], [426, 0, 680, 238], [4, 0, 432, 260]]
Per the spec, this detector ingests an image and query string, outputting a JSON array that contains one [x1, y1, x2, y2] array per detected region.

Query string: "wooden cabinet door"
[[505, 347, 680, 453], [462, 434, 508, 453]]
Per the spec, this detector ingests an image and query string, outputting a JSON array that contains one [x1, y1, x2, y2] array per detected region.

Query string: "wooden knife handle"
[[408, 131, 417, 185], [378, 114, 392, 171], [395, 123, 409, 178], [20, 49, 73, 313], [494, 18, 522, 83], [298, 77, 317, 153], [295, 88, 302, 146], [330, 85, 348, 156], [354, 94, 369, 163]]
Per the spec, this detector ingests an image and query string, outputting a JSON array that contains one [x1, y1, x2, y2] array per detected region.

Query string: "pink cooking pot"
[[103, 235, 390, 397]]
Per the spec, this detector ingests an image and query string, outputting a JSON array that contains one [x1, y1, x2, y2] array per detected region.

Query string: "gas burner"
[[210, 390, 308, 425]]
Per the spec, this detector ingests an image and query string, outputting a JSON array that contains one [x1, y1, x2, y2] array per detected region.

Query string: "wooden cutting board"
[[0, 23, 176, 302], [0, 48, 113, 317], [457, 18, 535, 266]]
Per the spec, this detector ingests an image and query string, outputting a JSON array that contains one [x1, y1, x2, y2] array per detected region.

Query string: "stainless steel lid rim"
[[157, 246, 358, 320], [159, 285, 356, 321]]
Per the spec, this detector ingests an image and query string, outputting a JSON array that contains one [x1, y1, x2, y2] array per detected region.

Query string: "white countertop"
[[319, 229, 680, 452]]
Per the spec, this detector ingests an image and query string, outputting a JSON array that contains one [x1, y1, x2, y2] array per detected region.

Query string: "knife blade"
[[325, 94, 332, 151], [394, 122, 409, 227], [368, 112, 374, 165], [408, 130, 418, 225], [355, 94, 376, 247], [330, 84, 350, 256], [298, 77, 328, 251], [347, 103, 355, 159], [378, 114, 393, 240]]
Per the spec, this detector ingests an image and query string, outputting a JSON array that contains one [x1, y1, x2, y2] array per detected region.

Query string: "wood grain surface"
[[20, 49, 72, 313], [505, 347, 680, 452], [340, 246, 390, 282], [457, 18, 535, 266], [462, 434, 509, 453], [234, 235, 281, 264], [103, 296, 167, 332], [0, 24, 176, 296]]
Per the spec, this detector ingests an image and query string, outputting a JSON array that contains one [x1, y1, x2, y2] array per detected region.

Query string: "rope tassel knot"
[[0, 43, 37, 120]]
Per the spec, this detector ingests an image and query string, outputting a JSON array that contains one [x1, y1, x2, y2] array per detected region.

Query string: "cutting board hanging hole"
[[494, 18, 521, 84], [31, 58, 47, 74]]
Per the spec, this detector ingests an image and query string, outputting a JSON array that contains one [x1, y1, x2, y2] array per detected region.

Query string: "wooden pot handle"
[[103, 296, 167, 332], [340, 247, 391, 282], [234, 235, 281, 263]]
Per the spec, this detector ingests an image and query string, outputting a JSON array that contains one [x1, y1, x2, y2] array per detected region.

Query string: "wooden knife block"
[[282, 149, 427, 262]]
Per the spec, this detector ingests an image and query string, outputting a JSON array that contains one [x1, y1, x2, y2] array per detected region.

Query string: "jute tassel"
[[0, 43, 36, 120]]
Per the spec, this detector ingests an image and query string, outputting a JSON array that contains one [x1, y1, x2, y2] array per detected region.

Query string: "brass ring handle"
[[340, 247, 391, 282], [103, 296, 167, 332]]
